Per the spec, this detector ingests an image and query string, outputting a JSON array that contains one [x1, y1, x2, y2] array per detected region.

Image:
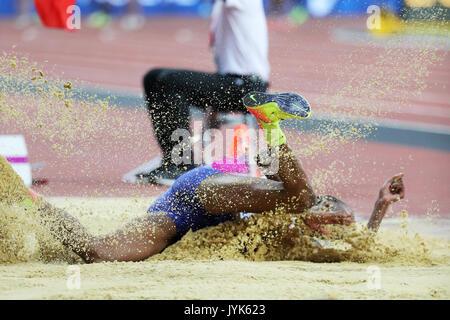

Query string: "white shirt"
[[210, 0, 270, 82]]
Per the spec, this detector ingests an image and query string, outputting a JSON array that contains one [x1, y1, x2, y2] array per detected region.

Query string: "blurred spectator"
[[267, 0, 306, 16], [120, 0, 145, 30], [268, 0, 293, 16], [15, 0, 34, 29], [138, 0, 270, 185], [88, 0, 113, 28]]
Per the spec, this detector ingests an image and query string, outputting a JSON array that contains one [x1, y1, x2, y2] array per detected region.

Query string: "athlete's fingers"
[[392, 173, 404, 181]]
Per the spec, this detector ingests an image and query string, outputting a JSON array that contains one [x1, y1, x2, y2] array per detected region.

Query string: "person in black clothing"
[[139, 70, 269, 184], [138, 0, 270, 185]]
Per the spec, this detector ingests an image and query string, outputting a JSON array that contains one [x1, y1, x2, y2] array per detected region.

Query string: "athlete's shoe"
[[242, 91, 311, 125], [242, 92, 311, 147]]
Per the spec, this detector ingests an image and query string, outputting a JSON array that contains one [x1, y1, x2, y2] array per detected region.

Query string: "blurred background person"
[[87, 0, 113, 29], [15, 0, 34, 29], [138, 0, 270, 185]]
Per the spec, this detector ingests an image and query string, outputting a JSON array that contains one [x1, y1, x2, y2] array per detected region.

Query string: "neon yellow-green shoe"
[[243, 91, 311, 124], [242, 92, 311, 146]]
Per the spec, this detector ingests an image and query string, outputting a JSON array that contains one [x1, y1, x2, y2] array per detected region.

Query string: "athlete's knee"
[[87, 250, 120, 263], [82, 248, 104, 264]]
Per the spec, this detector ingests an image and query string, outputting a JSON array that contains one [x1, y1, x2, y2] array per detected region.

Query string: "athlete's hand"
[[379, 173, 405, 204]]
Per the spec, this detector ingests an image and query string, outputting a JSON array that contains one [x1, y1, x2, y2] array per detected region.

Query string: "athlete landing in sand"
[[1, 92, 405, 263]]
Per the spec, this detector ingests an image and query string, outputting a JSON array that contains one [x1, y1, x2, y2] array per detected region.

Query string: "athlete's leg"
[[197, 92, 317, 215], [36, 201, 176, 263], [1, 155, 177, 263], [197, 144, 316, 214]]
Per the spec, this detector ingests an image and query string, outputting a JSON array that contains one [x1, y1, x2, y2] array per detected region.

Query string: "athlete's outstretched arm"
[[367, 173, 405, 232], [197, 142, 317, 214]]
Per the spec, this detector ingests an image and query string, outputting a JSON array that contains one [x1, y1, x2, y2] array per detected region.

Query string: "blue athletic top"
[[147, 166, 234, 240]]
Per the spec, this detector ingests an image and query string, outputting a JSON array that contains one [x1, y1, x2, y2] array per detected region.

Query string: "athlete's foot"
[[242, 91, 311, 125], [243, 92, 311, 147]]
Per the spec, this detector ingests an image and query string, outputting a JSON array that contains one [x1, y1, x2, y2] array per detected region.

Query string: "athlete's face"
[[302, 196, 355, 234], [307, 196, 355, 221], [303, 196, 355, 234]]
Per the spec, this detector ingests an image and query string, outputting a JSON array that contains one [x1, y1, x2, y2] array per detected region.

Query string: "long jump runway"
[[0, 18, 449, 299]]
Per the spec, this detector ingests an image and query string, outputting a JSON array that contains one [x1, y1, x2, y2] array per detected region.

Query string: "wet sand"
[[0, 197, 448, 300]]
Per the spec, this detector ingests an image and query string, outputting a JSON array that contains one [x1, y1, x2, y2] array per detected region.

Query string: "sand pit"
[[0, 197, 448, 300]]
